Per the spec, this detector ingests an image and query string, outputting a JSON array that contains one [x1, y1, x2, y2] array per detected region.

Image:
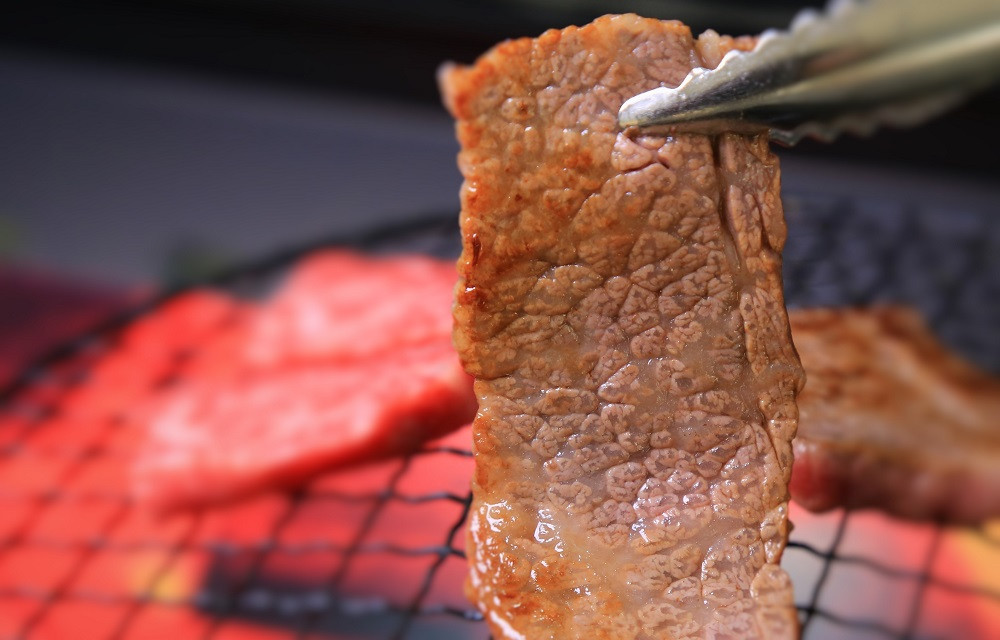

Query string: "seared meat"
[[442, 14, 803, 640], [790, 306, 1000, 523]]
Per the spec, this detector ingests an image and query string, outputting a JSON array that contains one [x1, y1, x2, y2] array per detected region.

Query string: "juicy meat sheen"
[[132, 251, 477, 511], [790, 306, 1000, 523], [442, 14, 803, 640]]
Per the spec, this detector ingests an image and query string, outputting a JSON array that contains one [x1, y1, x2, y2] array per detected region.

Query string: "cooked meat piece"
[[132, 251, 477, 511], [442, 14, 803, 640], [790, 306, 1000, 523]]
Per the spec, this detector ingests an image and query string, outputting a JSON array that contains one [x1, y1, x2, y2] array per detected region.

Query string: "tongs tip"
[[617, 87, 684, 129], [617, 0, 1000, 143]]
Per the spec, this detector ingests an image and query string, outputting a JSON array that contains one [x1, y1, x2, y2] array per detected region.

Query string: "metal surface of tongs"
[[618, 0, 1000, 144]]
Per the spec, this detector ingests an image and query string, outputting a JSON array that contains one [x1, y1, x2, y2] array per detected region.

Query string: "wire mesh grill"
[[0, 190, 998, 640]]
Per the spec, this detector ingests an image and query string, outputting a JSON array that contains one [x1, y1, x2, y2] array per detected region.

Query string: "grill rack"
[[0, 191, 998, 640]]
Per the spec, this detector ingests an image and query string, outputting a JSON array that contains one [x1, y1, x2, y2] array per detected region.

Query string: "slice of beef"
[[790, 306, 1000, 523], [245, 251, 459, 367], [132, 251, 477, 511], [132, 345, 473, 511], [442, 14, 803, 640]]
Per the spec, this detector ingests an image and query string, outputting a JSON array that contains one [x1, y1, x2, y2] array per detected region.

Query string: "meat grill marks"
[[790, 306, 1000, 524], [443, 15, 803, 640]]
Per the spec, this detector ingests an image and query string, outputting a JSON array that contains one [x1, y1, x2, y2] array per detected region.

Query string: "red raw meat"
[[246, 251, 458, 366], [121, 289, 243, 363], [132, 251, 477, 511], [57, 290, 246, 423]]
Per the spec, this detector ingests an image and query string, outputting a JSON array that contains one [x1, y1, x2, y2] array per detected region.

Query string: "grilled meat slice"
[[790, 306, 1000, 523], [442, 14, 803, 640]]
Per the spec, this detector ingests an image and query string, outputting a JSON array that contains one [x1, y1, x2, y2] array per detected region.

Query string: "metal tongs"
[[618, 0, 1000, 144]]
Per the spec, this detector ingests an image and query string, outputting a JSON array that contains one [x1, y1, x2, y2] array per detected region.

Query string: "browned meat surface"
[[442, 14, 803, 640], [790, 306, 1000, 523]]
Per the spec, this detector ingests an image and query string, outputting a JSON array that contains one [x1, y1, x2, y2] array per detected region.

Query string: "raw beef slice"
[[442, 14, 803, 640], [133, 251, 477, 511], [246, 251, 461, 367], [790, 306, 1000, 523]]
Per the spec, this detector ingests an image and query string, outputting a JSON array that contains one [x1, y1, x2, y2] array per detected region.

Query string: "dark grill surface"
[[0, 189, 998, 640]]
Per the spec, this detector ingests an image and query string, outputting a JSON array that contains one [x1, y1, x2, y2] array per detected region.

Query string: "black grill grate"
[[0, 191, 998, 640]]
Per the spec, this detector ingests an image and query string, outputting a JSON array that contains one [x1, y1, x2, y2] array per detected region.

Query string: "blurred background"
[[1, 1, 998, 639], [2, 0, 998, 286]]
